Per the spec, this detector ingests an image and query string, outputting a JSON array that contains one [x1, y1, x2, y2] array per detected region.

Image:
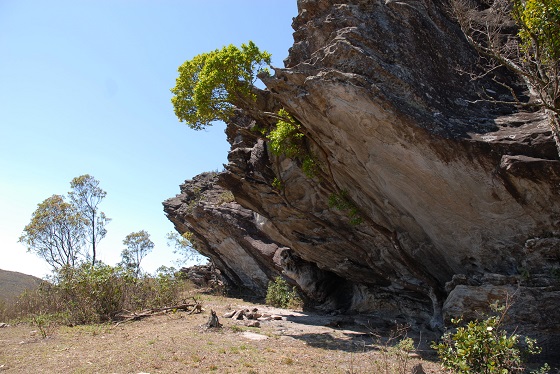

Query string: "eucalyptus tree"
[[120, 230, 154, 277], [69, 174, 110, 265], [19, 194, 87, 271]]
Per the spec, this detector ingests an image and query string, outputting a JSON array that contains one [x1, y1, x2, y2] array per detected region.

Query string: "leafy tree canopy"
[[69, 174, 110, 265], [19, 194, 87, 270], [121, 230, 154, 277], [514, 0, 560, 62], [453, 0, 560, 156], [171, 41, 271, 130]]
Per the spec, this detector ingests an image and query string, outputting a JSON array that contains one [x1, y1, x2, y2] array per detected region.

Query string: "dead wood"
[[205, 309, 222, 329], [114, 298, 203, 326]]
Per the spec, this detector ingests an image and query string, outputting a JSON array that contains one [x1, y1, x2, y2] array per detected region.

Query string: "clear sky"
[[0, 1, 297, 279]]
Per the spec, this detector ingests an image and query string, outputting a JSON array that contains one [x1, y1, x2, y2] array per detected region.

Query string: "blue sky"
[[0, 1, 297, 278]]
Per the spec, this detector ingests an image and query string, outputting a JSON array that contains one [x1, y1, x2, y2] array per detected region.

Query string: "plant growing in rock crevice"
[[170, 42, 320, 185], [267, 109, 319, 179], [328, 190, 363, 225], [451, 0, 560, 157]]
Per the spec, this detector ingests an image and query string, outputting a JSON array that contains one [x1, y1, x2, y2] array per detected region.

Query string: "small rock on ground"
[[241, 331, 268, 340]]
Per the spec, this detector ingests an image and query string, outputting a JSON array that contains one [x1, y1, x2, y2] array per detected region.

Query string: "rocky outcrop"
[[164, 0, 560, 358]]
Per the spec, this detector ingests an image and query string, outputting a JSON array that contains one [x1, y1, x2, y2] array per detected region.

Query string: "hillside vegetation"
[[0, 269, 41, 301]]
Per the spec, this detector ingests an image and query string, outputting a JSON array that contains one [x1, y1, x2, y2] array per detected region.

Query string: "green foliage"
[[268, 109, 306, 158], [121, 230, 154, 277], [218, 191, 235, 205], [386, 337, 415, 374], [272, 177, 284, 191], [19, 174, 109, 271], [69, 174, 110, 265], [301, 157, 318, 178], [185, 186, 206, 213], [56, 263, 128, 323], [5, 263, 190, 325], [328, 191, 363, 225], [514, 0, 560, 62], [366, 326, 417, 374], [171, 41, 271, 130], [166, 231, 206, 266], [31, 313, 64, 338], [19, 194, 87, 270], [265, 276, 302, 309], [268, 109, 319, 179], [454, 0, 560, 156], [431, 303, 546, 373]]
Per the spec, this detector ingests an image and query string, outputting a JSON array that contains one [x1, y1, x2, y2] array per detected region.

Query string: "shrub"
[[265, 276, 302, 309], [268, 109, 319, 179], [218, 191, 235, 204], [431, 303, 547, 373], [328, 191, 363, 225], [268, 109, 305, 159], [5, 264, 190, 325]]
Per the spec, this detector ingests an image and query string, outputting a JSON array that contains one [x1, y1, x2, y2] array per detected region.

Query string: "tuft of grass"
[[281, 356, 294, 365]]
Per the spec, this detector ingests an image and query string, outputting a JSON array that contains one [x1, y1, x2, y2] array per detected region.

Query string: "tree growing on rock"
[[171, 40, 271, 131], [69, 174, 110, 265], [170, 42, 319, 181], [452, 0, 560, 156], [19, 194, 87, 271], [120, 230, 154, 277]]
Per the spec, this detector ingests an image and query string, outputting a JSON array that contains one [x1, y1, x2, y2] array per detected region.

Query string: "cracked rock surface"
[[164, 0, 560, 360]]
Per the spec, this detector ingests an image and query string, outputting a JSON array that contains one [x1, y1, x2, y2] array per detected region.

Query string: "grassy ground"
[[0, 293, 445, 373]]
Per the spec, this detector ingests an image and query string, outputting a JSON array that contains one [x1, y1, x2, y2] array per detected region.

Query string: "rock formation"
[[164, 0, 560, 358]]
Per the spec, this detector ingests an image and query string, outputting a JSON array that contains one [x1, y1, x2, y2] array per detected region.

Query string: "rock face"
[[164, 0, 560, 358]]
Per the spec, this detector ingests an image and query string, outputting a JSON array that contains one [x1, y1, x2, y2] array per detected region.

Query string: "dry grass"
[[0, 293, 445, 373], [0, 269, 42, 302]]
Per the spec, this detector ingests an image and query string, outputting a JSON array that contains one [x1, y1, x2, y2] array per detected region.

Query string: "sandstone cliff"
[[164, 0, 560, 357]]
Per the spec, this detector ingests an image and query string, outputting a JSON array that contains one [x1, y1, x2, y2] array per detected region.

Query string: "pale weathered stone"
[[164, 0, 560, 360]]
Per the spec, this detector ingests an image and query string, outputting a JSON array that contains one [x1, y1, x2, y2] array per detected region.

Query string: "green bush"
[[6, 264, 190, 325], [431, 303, 547, 373], [265, 276, 302, 309], [268, 109, 318, 179]]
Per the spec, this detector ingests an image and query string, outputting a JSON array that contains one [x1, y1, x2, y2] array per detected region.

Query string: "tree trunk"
[[205, 309, 222, 329]]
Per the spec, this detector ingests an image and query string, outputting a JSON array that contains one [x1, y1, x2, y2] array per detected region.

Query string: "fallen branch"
[[114, 298, 203, 326]]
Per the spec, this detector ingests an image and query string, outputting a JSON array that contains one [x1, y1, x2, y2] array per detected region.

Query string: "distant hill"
[[0, 269, 42, 301]]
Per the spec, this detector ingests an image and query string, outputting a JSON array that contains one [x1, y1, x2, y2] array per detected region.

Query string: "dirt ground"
[[0, 294, 445, 373]]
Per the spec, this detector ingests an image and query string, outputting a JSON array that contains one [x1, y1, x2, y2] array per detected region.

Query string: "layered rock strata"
[[164, 0, 560, 358]]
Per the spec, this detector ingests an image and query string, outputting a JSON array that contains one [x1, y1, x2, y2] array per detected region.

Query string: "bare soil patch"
[[0, 294, 444, 373]]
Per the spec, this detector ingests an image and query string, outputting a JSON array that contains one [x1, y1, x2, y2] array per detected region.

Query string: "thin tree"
[[166, 231, 206, 266], [69, 174, 110, 265], [19, 195, 87, 271], [121, 230, 154, 277], [452, 0, 560, 156]]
